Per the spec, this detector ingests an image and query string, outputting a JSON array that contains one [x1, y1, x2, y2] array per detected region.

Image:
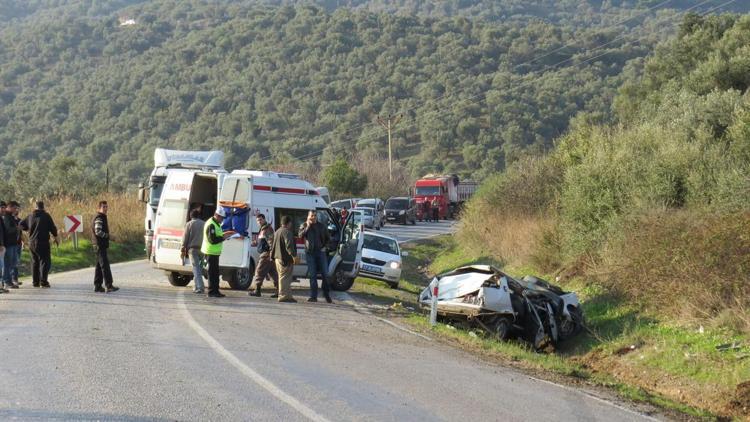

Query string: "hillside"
[[2, 0, 742, 199]]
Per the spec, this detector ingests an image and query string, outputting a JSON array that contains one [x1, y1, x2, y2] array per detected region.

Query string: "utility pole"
[[377, 114, 402, 181]]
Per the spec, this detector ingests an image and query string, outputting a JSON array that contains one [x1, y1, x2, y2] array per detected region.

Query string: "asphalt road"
[[377, 219, 456, 244], [0, 221, 660, 421]]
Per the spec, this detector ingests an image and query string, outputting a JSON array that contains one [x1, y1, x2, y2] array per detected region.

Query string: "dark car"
[[385, 197, 417, 225]]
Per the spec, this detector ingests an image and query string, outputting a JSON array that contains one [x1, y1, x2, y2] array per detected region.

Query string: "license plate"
[[362, 264, 383, 274]]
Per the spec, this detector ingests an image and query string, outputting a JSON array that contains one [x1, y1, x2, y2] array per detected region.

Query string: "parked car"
[[351, 207, 376, 229], [385, 197, 417, 225], [355, 198, 385, 228], [360, 232, 403, 288], [330, 198, 360, 210]]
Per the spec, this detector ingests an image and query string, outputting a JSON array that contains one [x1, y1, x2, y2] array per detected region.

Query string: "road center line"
[[177, 291, 331, 422]]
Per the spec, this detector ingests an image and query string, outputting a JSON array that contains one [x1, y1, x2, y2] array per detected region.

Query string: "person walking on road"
[[92, 201, 119, 293], [250, 213, 278, 298], [2, 201, 21, 289], [431, 197, 440, 222], [271, 215, 297, 303], [181, 209, 205, 294], [201, 208, 235, 298], [20, 201, 59, 288], [300, 210, 332, 303]]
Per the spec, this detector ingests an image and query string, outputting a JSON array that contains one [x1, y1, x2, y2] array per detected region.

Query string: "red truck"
[[413, 174, 478, 220]]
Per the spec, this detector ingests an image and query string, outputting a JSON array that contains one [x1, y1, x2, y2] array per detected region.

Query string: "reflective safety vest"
[[201, 218, 223, 256]]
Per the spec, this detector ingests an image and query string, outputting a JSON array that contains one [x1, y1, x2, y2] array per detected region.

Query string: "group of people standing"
[[421, 198, 440, 222], [0, 200, 117, 293], [182, 208, 333, 303]]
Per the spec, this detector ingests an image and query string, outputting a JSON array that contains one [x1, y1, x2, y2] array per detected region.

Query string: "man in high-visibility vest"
[[201, 208, 235, 298]]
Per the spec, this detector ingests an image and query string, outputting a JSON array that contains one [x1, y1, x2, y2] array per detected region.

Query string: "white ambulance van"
[[152, 169, 364, 291]]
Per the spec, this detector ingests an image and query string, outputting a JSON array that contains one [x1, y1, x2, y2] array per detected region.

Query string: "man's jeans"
[[307, 250, 330, 299], [189, 248, 204, 292], [3, 245, 18, 285], [12, 246, 20, 280], [0, 250, 4, 287]]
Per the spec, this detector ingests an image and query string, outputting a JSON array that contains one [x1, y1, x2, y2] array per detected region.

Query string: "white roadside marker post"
[[430, 277, 439, 326]]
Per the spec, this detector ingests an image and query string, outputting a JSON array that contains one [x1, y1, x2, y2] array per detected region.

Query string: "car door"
[[327, 210, 364, 278]]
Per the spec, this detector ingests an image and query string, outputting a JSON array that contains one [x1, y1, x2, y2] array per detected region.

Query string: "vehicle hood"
[[362, 247, 400, 263]]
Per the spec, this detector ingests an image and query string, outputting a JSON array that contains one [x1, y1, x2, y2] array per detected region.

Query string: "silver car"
[[351, 207, 377, 230], [359, 232, 403, 288]]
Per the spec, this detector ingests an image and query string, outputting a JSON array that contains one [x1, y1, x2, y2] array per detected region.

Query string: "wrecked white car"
[[418, 265, 584, 350]]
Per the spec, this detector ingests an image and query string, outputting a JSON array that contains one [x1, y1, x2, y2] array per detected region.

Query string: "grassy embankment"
[[352, 233, 748, 420], [16, 194, 145, 276]]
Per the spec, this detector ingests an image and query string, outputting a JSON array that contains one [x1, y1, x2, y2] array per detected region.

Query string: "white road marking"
[[177, 291, 331, 422], [339, 291, 433, 342]]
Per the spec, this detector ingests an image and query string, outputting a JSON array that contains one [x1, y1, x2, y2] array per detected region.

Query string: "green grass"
[[347, 234, 747, 419], [18, 239, 144, 276]]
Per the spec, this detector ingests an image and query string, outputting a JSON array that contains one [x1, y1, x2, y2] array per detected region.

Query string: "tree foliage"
[[322, 157, 368, 197], [2, 0, 739, 198]]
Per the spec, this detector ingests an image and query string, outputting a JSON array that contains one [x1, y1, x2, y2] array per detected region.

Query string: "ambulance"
[[151, 169, 365, 291]]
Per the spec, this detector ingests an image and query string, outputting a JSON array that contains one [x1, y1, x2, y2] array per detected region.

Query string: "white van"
[[152, 170, 365, 291]]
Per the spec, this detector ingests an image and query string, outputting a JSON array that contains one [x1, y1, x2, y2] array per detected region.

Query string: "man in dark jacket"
[[92, 200, 119, 293], [0, 201, 6, 293], [2, 201, 21, 289], [20, 201, 59, 288], [299, 210, 332, 303], [250, 213, 278, 298], [271, 215, 297, 303]]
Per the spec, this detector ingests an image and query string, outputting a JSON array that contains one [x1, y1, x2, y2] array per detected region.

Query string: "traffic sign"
[[64, 215, 83, 233]]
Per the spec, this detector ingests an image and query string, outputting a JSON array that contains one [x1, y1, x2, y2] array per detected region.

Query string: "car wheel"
[[222, 264, 254, 290], [559, 306, 584, 339], [489, 316, 512, 340], [167, 272, 192, 287], [331, 269, 354, 291]]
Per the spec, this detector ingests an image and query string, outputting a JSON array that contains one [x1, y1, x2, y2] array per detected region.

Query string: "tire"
[[330, 268, 355, 291], [167, 272, 192, 287], [222, 264, 254, 291], [559, 306, 584, 339], [488, 316, 512, 340]]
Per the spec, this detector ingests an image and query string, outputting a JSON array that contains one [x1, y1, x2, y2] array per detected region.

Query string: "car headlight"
[[399, 210, 405, 215], [389, 261, 400, 269]]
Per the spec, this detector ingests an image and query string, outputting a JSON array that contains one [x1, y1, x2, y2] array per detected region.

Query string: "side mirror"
[[401, 251, 409, 257], [137, 183, 148, 203]]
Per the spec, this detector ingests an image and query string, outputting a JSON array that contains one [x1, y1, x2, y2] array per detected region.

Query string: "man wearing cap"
[[201, 208, 235, 298], [2, 201, 21, 289]]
